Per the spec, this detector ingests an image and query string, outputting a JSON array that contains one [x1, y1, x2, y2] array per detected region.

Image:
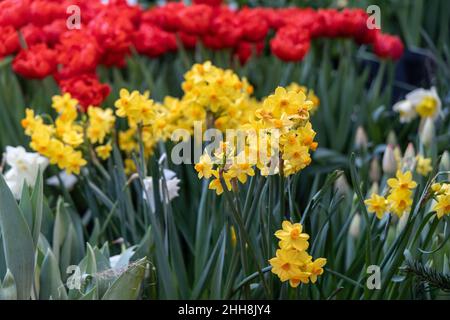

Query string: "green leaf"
[[0, 174, 35, 300], [30, 170, 44, 248], [0, 270, 17, 300], [101, 258, 147, 300], [39, 249, 68, 300]]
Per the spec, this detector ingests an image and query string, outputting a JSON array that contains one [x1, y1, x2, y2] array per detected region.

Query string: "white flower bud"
[[439, 151, 450, 171], [420, 117, 435, 148], [369, 157, 381, 182], [355, 126, 368, 150], [334, 174, 350, 196], [402, 142, 416, 171], [349, 213, 361, 238], [387, 131, 398, 146], [382, 144, 397, 175]]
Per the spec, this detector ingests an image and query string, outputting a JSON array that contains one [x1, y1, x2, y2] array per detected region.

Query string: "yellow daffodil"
[[387, 170, 417, 191], [96, 143, 112, 160], [387, 189, 413, 217], [364, 193, 387, 219], [194, 153, 214, 179], [415, 155, 432, 176], [433, 194, 450, 219], [275, 221, 310, 251]]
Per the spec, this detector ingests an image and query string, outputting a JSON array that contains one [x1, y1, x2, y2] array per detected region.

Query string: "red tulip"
[[13, 44, 57, 79], [58, 74, 111, 111]]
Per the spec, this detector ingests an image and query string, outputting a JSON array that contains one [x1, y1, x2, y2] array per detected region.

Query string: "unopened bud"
[[403, 142, 416, 171], [369, 181, 380, 196], [382, 144, 397, 175], [355, 126, 368, 150], [420, 118, 435, 148], [386, 131, 397, 146], [369, 157, 381, 182], [439, 151, 450, 171], [334, 174, 350, 196], [349, 213, 361, 238]]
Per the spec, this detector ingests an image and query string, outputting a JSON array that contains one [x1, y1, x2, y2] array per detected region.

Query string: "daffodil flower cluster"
[[269, 221, 326, 287], [365, 170, 417, 219], [164, 61, 258, 133], [22, 93, 87, 175], [250, 86, 318, 176], [114, 89, 178, 165], [193, 89, 318, 195], [431, 183, 450, 219]]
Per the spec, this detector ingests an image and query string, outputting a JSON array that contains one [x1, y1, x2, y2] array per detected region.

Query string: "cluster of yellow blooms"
[[21, 62, 320, 182], [431, 182, 450, 219], [22, 94, 87, 175], [269, 221, 326, 287], [22, 93, 117, 175], [415, 155, 433, 176], [114, 89, 171, 169], [365, 170, 417, 219], [190, 62, 319, 194]]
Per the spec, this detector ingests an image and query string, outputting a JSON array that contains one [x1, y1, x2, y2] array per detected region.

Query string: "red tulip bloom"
[[20, 24, 47, 47], [177, 4, 213, 36], [134, 24, 177, 57], [42, 19, 68, 46], [13, 44, 57, 79], [0, 0, 29, 29], [373, 33, 404, 60], [58, 74, 111, 111], [203, 9, 242, 50], [0, 26, 20, 58], [238, 8, 270, 42], [142, 2, 184, 32], [29, 0, 65, 27], [56, 31, 100, 79], [271, 26, 311, 62]]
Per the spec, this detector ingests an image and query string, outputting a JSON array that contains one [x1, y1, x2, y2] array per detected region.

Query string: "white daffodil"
[[405, 86, 441, 119], [2, 146, 48, 199], [143, 169, 181, 212], [393, 87, 442, 122], [392, 100, 417, 123], [46, 171, 78, 190]]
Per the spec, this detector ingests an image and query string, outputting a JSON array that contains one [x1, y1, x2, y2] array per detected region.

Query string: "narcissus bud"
[[403, 142, 416, 171], [440, 151, 450, 171], [382, 144, 397, 175], [369, 157, 381, 182], [355, 126, 368, 150], [349, 213, 361, 238], [334, 174, 350, 196], [387, 131, 397, 146], [420, 118, 435, 148]]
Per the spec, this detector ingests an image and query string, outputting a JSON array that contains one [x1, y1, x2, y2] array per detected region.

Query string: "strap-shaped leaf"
[[0, 174, 35, 300]]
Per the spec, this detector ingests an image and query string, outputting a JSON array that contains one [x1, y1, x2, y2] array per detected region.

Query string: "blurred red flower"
[[177, 4, 213, 36], [0, 26, 20, 58], [0, 0, 29, 29], [271, 26, 310, 62], [58, 74, 111, 111], [134, 24, 177, 57], [193, 0, 223, 6], [56, 31, 100, 79], [12, 44, 57, 79], [374, 33, 404, 60]]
